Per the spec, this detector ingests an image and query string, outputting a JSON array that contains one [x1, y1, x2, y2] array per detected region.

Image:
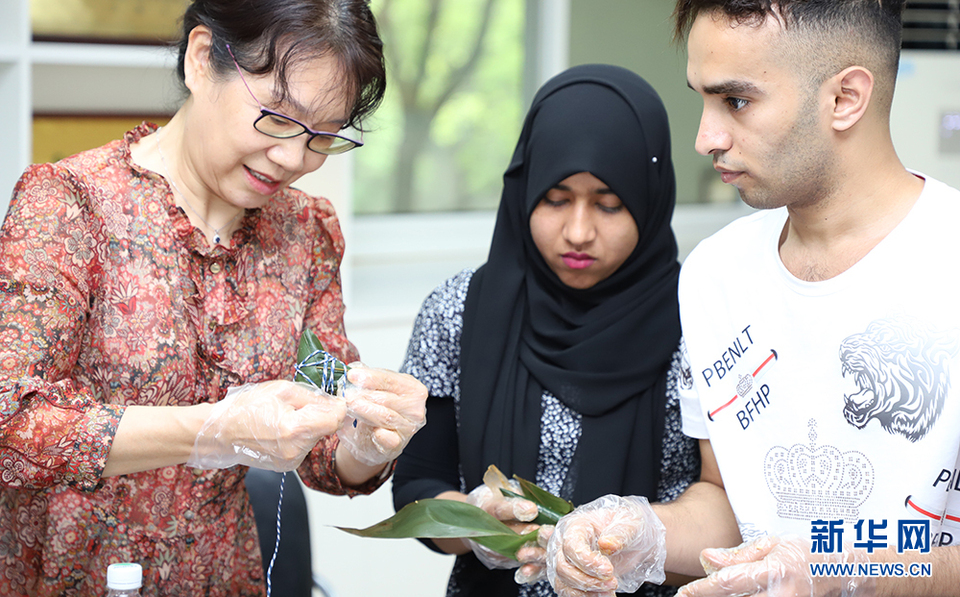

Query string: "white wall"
[[305, 478, 455, 597], [891, 50, 960, 190]]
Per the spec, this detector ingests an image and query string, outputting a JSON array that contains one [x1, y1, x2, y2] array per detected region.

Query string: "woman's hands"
[[546, 495, 667, 596], [186, 365, 427, 479], [188, 380, 346, 472], [466, 480, 546, 583], [336, 364, 428, 467]]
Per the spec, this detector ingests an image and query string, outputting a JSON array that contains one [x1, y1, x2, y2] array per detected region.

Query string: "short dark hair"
[[674, 0, 906, 108], [674, 0, 905, 43], [176, 0, 386, 131]]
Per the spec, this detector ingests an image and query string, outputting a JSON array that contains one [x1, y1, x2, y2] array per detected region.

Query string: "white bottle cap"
[[107, 563, 142, 590]]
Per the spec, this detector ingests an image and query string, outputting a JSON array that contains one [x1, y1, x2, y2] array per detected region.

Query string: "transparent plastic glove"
[[547, 495, 666, 596], [465, 480, 540, 570], [187, 380, 345, 472], [336, 363, 427, 466], [678, 535, 875, 597], [515, 524, 553, 584]]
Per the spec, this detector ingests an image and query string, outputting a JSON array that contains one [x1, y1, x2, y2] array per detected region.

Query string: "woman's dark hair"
[[176, 0, 386, 131]]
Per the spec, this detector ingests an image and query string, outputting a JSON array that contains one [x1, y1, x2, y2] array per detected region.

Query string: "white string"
[[295, 348, 344, 395], [265, 348, 345, 594], [265, 472, 286, 597]]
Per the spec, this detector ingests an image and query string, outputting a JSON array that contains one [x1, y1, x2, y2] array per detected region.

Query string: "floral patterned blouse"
[[0, 123, 381, 596]]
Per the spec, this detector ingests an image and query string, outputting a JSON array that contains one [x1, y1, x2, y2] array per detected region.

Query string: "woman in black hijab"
[[393, 64, 699, 597]]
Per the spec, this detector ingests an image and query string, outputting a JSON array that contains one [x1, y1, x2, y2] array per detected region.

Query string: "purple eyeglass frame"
[[225, 43, 363, 155]]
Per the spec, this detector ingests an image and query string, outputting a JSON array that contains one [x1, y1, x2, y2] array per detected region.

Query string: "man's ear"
[[183, 25, 214, 94], [828, 66, 874, 132]]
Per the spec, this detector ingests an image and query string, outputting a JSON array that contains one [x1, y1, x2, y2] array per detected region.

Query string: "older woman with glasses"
[[0, 1, 426, 595]]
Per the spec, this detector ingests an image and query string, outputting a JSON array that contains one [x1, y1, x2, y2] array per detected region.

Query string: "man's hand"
[[678, 535, 875, 597]]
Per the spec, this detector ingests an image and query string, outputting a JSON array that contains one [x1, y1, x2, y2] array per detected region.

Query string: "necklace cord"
[[155, 127, 244, 244]]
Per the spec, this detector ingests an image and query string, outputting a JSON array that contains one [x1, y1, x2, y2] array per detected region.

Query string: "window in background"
[[901, 1, 960, 50], [355, 0, 526, 214]]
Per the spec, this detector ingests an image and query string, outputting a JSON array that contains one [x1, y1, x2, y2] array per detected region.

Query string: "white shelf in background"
[[0, 47, 23, 63], [29, 42, 176, 69]]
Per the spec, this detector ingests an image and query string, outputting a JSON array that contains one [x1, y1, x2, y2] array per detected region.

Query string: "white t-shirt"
[[679, 174, 960, 549]]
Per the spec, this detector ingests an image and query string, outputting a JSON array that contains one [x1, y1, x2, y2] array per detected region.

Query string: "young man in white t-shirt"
[[539, 1, 960, 596]]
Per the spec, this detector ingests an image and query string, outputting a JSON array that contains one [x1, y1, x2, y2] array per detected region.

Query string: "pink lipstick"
[[562, 252, 595, 269]]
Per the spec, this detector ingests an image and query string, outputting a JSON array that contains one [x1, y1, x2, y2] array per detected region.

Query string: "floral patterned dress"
[[0, 123, 381, 596]]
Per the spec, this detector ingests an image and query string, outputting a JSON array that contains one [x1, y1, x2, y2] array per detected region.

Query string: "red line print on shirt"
[[905, 495, 960, 524], [708, 349, 778, 421]]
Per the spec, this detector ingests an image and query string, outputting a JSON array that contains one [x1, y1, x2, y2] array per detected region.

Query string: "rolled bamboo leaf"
[[336, 498, 538, 559], [513, 475, 575, 519], [294, 330, 324, 387], [500, 488, 563, 525], [485, 463, 574, 526]]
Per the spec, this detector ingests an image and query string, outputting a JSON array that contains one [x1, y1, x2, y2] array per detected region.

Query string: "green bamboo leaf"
[[514, 475, 575, 518], [336, 498, 538, 559], [295, 329, 348, 394], [499, 488, 564, 525], [297, 328, 326, 363], [295, 330, 325, 388], [338, 499, 511, 537], [472, 529, 540, 559]]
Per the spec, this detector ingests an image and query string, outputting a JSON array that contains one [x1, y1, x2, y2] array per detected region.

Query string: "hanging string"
[[266, 347, 347, 595], [265, 472, 286, 597]]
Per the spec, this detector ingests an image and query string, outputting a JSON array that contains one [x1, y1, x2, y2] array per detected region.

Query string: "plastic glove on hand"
[[464, 480, 541, 570], [469, 479, 540, 528], [187, 380, 346, 472], [678, 535, 875, 597], [515, 524, 553, 584], [547, 495, 666, 597], [336, 364, 427, 466]]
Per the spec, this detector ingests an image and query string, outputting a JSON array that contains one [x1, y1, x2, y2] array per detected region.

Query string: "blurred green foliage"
[[354, 0, 525, 213]]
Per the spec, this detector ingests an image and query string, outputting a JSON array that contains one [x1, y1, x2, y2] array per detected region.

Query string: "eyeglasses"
[[225, 44, 362, 155]]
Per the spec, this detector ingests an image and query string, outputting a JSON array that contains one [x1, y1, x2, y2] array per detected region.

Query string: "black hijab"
[[459, 64, 681, 507]]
